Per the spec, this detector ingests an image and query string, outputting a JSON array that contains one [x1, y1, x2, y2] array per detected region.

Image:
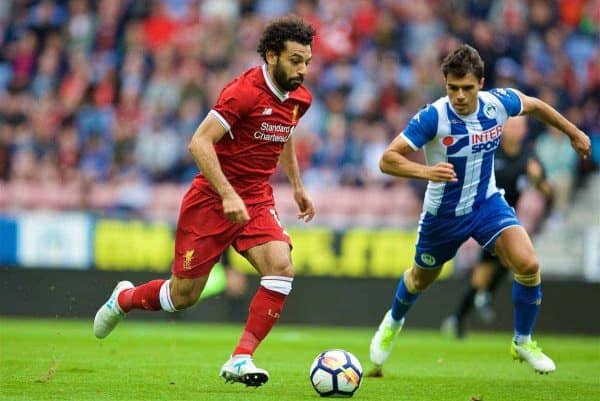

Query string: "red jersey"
[[192, 65, 312, 205]]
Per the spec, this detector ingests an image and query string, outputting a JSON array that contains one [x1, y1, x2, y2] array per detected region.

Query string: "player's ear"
[[266, 49, 278, 66], [479, 77, 485, 89]]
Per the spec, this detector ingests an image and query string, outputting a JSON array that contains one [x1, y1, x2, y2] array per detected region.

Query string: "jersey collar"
[[447, 95, 481, 120], [262, 64, 289, 102]]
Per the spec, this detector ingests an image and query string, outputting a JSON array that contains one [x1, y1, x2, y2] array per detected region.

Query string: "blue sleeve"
[[489, 88, 523, 117], [402, 104, 438, 150]]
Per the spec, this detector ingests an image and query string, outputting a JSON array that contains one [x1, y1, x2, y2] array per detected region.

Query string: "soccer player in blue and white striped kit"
[[369, 45, 591, 375]]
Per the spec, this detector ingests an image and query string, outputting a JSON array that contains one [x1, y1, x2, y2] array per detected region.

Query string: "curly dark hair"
[[441, 44, 485, 80], [257, 16, 316, 62]]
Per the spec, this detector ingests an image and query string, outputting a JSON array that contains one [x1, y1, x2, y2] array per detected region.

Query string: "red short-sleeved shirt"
[[171, 66, 312, 278], [192, 64, 312, 205]]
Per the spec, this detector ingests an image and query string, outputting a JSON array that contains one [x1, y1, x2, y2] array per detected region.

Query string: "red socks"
[[117, 280, 165, 312], [233, 286, 287, 356], [115, 278, 289, 357]]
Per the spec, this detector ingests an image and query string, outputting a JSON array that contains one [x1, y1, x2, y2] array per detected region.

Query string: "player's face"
[[269, 41, 312, 92], [445, 72, 484, 116]]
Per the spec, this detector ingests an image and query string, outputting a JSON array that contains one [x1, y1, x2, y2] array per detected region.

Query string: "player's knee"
[[515, 254, 539, 276], [273, 262, 295, 278], [263, 255, 295, 278]]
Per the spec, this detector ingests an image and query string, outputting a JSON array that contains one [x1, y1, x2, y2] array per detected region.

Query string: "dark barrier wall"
[[2, 268, 599, 334]]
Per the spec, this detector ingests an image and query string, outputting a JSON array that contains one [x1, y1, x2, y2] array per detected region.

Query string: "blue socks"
[[512, 281, 542, 343], [391, 276, 420, 321], [390, 273, 541, 340]]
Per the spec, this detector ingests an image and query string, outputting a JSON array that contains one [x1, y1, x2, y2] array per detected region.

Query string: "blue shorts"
[[414, 193, 521, 268]]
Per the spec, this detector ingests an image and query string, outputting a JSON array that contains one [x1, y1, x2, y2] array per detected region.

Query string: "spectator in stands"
[[535, 125, 579, 227], [0, 0, 596, 225]]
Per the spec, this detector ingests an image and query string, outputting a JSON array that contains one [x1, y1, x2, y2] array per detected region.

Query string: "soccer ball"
[[309, 349, 363, 397]]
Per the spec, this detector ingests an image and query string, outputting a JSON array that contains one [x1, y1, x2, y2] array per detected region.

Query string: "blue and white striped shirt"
[[401, 88, 523, 217]]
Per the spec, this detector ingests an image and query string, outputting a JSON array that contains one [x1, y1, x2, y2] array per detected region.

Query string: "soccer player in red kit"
[[93, 17, 316, 387]]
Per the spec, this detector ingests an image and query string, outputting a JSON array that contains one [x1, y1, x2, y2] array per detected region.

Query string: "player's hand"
[[426, 162, 458, 182], [222, 193, 249, 224], [569, 129, 591, 159], [294, 187, 315, 223]]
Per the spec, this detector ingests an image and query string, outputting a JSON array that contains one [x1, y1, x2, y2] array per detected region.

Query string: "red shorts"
[[172, 185, 291, 278]]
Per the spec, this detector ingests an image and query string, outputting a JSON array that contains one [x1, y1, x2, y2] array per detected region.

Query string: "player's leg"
[[370, 264, 442, 373], [369, 212, 464, 375], [93, 271, 212, 339], [391, 264, 442, 322], [93, 277, 179, 339], [219, 205, 293, 386], [235, 240, 293, 355], [474, 195, 554, 373], [117, 274, 209, 311], [494, 227, 541, 337], [494, 226, 555, 373], [94, 187, 231, 339], [219, 240, 292, 386]]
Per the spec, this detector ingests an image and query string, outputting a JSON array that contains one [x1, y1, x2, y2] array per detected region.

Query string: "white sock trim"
[[513, 333, 532, 345], [261, 276, 293, 295], [390, 317, 404, 330], [159, 280, 177, 312]]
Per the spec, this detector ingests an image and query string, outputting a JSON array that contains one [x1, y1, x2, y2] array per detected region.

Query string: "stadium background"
[[0, 0, 598, 334]]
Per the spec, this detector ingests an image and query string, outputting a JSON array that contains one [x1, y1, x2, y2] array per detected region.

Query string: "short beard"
[[273, 59, 302, 91]]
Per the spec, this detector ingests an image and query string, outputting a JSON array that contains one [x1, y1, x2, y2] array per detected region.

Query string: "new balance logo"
[[262, 108, 272, 115]]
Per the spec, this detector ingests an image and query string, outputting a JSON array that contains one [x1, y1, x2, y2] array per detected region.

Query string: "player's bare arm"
[[188, 114, 249, 223], [380, 135, 458, 183], [279, 138, 315, 222], [515, 90, 591, 159]]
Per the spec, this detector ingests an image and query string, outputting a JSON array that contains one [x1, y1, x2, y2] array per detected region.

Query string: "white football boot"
[[93, 281, 134, 339], [511, 341, 556, 374], [367, 310, 404, 377], [220, 354, 269, 387]]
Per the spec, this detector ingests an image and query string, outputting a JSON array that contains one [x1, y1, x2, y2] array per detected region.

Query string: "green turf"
[[1, 318, 598, 401]]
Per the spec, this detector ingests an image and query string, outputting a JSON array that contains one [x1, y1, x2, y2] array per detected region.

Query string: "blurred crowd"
[[0, 0, 598, 219]]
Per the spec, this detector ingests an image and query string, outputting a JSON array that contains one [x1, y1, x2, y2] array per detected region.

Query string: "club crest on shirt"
[[291, 104, 299, 124], [420, 253, 436, 266], [484, 103, 497, 118], [183, 249, 194, 270]]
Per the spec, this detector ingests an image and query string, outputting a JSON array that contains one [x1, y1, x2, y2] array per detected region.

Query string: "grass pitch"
[[1, 318, 598, 401]]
